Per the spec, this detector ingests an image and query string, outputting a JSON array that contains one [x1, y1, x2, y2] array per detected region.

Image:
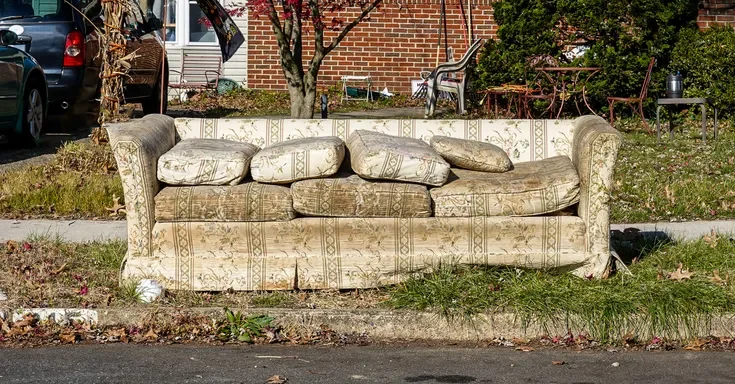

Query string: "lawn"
[[610, 118, 735, 223], [0, 141, 123, 219]]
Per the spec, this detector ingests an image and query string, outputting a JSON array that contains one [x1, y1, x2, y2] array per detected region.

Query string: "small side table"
[[342, 75, 373, 101], [656, 98, 718, 144]]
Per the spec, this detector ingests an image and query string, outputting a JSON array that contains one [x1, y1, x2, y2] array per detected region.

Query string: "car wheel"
[[19, 84, 44, 146], [142, 74, 168, 115]]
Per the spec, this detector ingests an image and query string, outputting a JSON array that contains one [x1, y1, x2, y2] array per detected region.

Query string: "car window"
[[0, 0, 70, 20]]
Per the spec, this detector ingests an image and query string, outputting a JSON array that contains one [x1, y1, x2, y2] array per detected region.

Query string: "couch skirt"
[[122, 216, 592, 290]]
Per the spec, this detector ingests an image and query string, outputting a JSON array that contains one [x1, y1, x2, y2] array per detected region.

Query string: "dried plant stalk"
[[98, 0, 126, 126], [88, 0, 142, 144]]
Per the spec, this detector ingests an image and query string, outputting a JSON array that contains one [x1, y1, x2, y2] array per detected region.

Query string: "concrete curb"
[[4, 307, 735, 341], [3, 219, 735, 243]]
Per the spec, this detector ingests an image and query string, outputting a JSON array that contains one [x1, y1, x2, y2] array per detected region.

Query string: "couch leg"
[[571, 252, 612, 279]]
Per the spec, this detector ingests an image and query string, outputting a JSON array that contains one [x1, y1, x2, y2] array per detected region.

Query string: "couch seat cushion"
[[251, 136, 345, 184], [157, 139, 259, 186], [291, 174, 432, 217], [430, 156, 580, 217], [155, 183, 295, 222], [347, 130, 450, 186], [430, 135, 512, 172]]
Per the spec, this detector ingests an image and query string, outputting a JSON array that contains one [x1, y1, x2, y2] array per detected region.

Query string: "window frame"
[[183, 0, 218, 46]]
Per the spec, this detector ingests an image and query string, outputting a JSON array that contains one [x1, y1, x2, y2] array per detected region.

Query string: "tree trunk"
[[286, 75, 318, 119]]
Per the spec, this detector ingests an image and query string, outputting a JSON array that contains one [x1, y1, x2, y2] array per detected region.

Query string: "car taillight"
[[63, 31, 85, 67]]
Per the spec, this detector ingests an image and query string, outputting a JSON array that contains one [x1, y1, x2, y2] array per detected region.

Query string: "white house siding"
[[165, 11, 248, 96]]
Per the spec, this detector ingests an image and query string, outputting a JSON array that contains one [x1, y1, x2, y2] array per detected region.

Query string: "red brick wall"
[[247, 0, 733, 94], [698, 0, 735, 28], [247, 0, 496, 94]]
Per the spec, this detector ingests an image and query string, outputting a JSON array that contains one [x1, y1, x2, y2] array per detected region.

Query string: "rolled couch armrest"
[[571, 116, 623, 277], [107, 114, 176, 258]]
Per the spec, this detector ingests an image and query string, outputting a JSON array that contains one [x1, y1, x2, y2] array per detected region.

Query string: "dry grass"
[[0, 141, 123, 219], [0, 238, 389, 309]]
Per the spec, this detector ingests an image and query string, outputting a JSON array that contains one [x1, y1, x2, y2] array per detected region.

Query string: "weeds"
[[117, 280, 142, 303], [216, 308, 274, 343]]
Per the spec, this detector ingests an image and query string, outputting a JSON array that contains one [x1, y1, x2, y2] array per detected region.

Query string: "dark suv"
[[0, 0, 168, 119]]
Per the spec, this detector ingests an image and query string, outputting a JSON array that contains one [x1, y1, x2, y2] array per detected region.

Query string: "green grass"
[[387, 236, 735, 342], [610, 118, 735, 223]]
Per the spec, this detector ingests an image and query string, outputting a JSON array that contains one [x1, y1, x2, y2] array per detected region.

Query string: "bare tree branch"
[[324, 0, 383, 55]]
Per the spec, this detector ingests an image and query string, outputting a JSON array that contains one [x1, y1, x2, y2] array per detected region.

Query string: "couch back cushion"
[[174, 118, 575, 163]]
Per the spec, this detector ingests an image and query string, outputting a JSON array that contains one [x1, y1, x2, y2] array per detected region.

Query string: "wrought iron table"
[[656, 98, 718, 144], [534, 67, 600, 117]]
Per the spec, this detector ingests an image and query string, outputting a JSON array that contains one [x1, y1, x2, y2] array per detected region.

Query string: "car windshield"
[[0, 0, 64, 20]]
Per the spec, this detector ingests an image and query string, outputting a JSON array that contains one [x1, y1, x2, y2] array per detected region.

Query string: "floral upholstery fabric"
[[571, 116, 623, 278], [431, 156, 580, 217], [347, 130, 450, 186], [173, 118, 576, 163], [154, 183, 295, 222], [250, 136, 345, 184], [110, 116, 621, 291], [128, 216, 588, 290], [157, 139, 259, 186], [430, 135, 512, 172], [107, 115, 176, 259], [291, 174, 432, 217]]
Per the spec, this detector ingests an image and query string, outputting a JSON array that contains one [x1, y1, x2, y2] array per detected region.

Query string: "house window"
[[188, 0, 216, 43], [147, 0, 222, 46], [163, 0, 176, 42]]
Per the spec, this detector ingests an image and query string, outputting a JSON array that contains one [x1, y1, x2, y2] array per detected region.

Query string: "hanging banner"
[[195, 0, 244, 63]]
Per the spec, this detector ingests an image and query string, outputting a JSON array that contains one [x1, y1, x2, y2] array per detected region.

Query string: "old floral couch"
[[107, 115, 622, 291]]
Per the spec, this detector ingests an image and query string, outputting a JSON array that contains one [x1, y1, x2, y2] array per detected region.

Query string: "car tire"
[[17, 83, 44, 147], [142, 73, 168, 115]]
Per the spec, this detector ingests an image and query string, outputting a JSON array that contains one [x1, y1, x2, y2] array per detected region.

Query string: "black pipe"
[[321, 94, 328, 119]]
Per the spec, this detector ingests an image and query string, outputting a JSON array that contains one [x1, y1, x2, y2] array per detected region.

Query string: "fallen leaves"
[[667, 263, 694, 282], [51, 263, 67, 276], [551, 360, 565, 365], [266, 375, 288, 384], [104, 327, 129, 343], [710, 270, 729, 286], [59, 331, 77, 344], [664, 185, 675, 205], [105, 194, 126, 217], [683, 339, 707, 351], [515, 346, 534, 352], [144, 328, 158, 341], [703, 229, 721, 248]]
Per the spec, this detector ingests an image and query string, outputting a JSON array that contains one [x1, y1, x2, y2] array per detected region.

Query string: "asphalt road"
[[1, 344, 734, 383]]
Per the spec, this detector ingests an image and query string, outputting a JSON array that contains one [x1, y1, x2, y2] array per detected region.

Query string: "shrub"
[[475, 0, 699, 114], [670, 25, 735, 114]]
